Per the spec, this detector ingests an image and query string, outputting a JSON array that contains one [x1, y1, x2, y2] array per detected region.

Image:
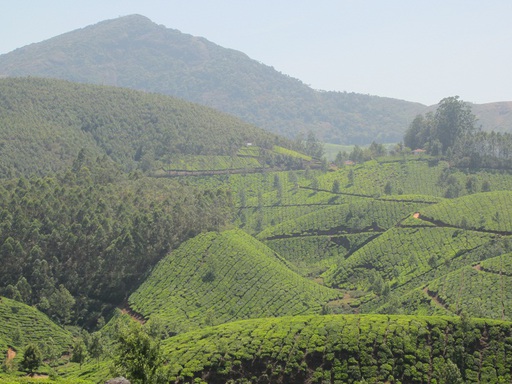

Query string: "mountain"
[[0, 14, 427, 144], [472, 101, 512, 132], [0, 77, 288, 177]]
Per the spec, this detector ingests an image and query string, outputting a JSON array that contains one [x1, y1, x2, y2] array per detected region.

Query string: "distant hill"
[[0, 15, 427, 144], [472, 101, 512, 133], [0, 77, 287, 177]]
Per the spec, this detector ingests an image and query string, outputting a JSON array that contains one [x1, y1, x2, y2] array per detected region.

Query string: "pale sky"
[[2, 0, 512, 105]]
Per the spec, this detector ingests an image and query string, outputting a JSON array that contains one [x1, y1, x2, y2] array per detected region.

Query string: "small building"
[[412, 149, 426, 156]]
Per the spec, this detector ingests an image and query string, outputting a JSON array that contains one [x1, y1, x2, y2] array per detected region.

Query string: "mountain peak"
[[0, 16, 429, 144]]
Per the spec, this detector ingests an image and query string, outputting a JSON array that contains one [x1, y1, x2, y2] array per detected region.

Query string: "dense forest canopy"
[[0, 77, 289, 178], [0, 156, 234, 328]]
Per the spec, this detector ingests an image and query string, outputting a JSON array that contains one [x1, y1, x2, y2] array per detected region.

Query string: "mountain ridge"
[[0, 14, 427, 144], [2, 15, 511, 144]]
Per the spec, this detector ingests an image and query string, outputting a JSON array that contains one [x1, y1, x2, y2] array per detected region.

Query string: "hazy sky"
[[2, 0, 512, 105]]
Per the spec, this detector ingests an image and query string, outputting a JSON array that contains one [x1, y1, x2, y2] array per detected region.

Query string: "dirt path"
[[6, 347, 16, 362], [29, 374, 49, 379], [120, 306, 146, 324], [423, 286, 451, 312]]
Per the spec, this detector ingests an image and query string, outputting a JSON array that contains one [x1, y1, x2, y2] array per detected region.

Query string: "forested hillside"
[[0, 158, 234, 328], [0, 77, 288, 177], [0, 15, 426, 144]]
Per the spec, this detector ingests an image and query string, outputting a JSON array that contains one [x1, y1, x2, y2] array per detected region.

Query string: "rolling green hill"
[[0, 77, 288, 177], [128, 230, 340, 333], [0, 15, 426, 144], [2, 75, 512, 384], [161, 314, 512, 383], [418, 190, 512, 233], [376, 251, 512, 320]]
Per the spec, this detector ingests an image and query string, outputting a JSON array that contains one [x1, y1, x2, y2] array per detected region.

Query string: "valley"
[[1, 15, 512, 384]]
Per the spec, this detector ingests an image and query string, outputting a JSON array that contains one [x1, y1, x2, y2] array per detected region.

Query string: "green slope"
[[0, 15, 426, 144], [128, 230, 340, 332], [418, 190, 512, 233], [377, 252, 512, 320], [161, 314, 512, 383], [0, 77, 286, 177], [324, 226, 494, 291], [257, 199, 430, 240], [0, 296, 72, 354], [318, 159, 512, 198]]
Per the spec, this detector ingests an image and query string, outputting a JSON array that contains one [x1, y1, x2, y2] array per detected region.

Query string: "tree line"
[[404, 96, 512, 169]]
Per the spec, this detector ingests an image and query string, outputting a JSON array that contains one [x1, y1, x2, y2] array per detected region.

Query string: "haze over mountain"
[[2, 14, 510, 145], [0, 14, 427, 145]]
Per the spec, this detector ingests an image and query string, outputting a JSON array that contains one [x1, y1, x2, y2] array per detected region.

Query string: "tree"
[[113, 321, 163, 384], [47, 284, 75, 325], [384, 181, 392, 195], [434, 96, 476, 154], [347, 169, 355, 185], [21, 344, 42, 375], [42, 337, 60, 366], [349, 146, 364, 163], [368, 141, 386, 158], [304, 131, 324, 158], [334, 151, 345, 166], [465, 176, 478, 194], [404, 113, 434, 150], [404, 97, 476, 156], [332, 179, 340, 193], [71, 338, 88, 368]]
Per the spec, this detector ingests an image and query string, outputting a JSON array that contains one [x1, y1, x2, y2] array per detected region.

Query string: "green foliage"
[[160, 314, 512, 383], [404, 96, 476, 155], [71, 338, 87, 368], [419, 191, 512, 232], [0, 296, 72, 353], [129, 230, 339, 332], [0, 77, 287, 178], [0, 165, 234, 327], [20, 344, 42, 374], [112, 321, 165, 384], [257, 199, 429, 241], [325, 226, 494, 290]]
